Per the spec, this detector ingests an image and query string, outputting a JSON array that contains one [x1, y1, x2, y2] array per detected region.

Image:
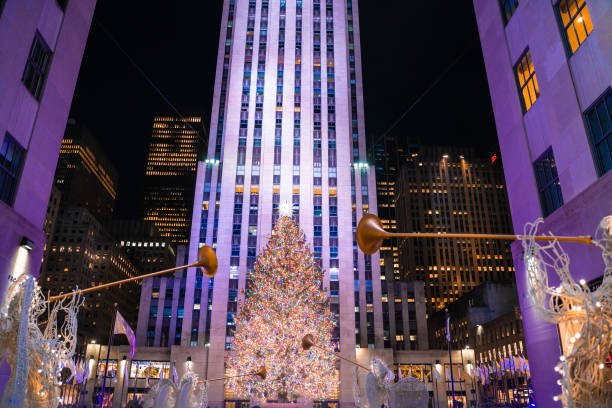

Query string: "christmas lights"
[[225, 216, 338, 402]]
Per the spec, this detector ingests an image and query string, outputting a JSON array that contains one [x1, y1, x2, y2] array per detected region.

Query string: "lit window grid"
[[556, 0, 593, 55], [514, 50, 539, 112]]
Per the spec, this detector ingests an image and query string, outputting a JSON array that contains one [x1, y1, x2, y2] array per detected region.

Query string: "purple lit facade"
[[473, 0, 612, 405], [0, 0, 96, 301]]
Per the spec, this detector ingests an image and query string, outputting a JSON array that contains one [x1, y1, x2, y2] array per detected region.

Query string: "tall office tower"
[[428, 281, 525, 363], [54, 119, 118, 220], [39, 206, 140, 344], [184, 1, 381, 405], [107, 220, 176, 275], [395, 146, 515, 315], [374, 139, 433, 351], [373, 136, 412, 282], [0, 0, 96, 302], [472, 0, 612, 404], [143, 116, 205, 245]]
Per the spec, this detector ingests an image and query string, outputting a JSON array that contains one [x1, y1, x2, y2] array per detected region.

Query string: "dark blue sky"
[[69, 1, 497, 219]]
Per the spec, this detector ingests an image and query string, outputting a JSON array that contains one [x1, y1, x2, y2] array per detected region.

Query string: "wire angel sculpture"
[[139, 367, 209, 408], [353, 358, 428, 408], [0, 273, 83, 407], [521, 216, 612, 407]]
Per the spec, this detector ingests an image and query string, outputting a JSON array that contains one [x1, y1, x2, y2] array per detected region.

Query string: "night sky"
[[69, 1, 497, 219]]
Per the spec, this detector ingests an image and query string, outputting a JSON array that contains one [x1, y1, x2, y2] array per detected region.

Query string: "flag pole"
[[99, 303, 118, 407], [445, 309, 457, 407]]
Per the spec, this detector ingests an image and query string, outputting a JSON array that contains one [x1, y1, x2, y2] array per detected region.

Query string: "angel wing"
[[388, 376, 429, 408], [365, 370, 388, 408]]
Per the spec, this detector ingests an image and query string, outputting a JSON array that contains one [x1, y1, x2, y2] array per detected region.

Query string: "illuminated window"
[[584, 88, 612, 175], [533, 147, 564, 217], [514, 49, 539, 112], [556, 0, 593, 55]]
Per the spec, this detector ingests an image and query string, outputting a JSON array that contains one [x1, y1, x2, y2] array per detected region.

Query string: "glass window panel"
[[574, 19, 587, 43], [596, 103, 611, 135], [568, 0, 578, 17], [522, 87, 531, 110], [527, 81, 536, 105], [598, 141, 612, 172], [566, 26, 580, 52], [559, 0, 571, 25], [587, 110, 603, 141], [581, 8, 593, 34]]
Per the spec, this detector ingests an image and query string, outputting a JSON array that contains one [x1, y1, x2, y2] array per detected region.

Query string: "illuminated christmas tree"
[[225, 216, 338, 402]]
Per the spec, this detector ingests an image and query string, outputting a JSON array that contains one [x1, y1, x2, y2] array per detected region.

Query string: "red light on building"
[[491, 153, 497, 164]]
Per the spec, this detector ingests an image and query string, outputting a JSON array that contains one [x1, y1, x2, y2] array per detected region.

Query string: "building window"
[[499, 0, 519, 25], [533, 148, 564, 217], [514, 49, 539, 113], [584, 88, 612, 175], [556, 0, 593, 55], [21, 32, 52, 101], [0, 133, 26, 206]]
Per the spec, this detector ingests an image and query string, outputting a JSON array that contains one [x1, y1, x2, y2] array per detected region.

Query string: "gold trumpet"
[[357, 213, 593, 255], [48, 245, 218, 302], [301, 334, 371, 372], [198, 365, 267, 383]]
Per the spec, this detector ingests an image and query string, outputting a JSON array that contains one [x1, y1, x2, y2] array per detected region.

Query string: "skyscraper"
[[395, 146, 515, 315], [54, 119, 118, 220], [0, 0, 96, 302], [186, 0, 381, 405], [473, 0, 612, 403], [143, 116, 204, 245]]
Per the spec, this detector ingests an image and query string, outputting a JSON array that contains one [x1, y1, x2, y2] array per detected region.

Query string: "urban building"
[[85, 344, 477, 408], [373, 136, 413, 282], [0, 0, 96, 302], [106, 220, 176, 275], [472, 0, 612, 404], [39, 206, 140, 344], [54, 118, 118, 220], [143, 116, 205, 245], [395, 146, 515, 315], [43, 186, 61, 238], [381, 280, 429, 350], [428, 282, 525, 364]]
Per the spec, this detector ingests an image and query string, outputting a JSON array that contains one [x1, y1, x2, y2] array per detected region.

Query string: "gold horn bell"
[[357, 214, 390, 255], [195, 245, 218, 278], [301, 334, 315, 351]]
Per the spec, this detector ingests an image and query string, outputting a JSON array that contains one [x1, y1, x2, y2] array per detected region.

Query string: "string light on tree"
[[225, 216, 338, 402]]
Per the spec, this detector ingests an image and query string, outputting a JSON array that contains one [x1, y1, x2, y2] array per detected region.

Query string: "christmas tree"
[[225, 216, 338, 402]]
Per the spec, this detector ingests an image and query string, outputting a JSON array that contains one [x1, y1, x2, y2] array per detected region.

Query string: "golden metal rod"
[[390, 232, 593, 245], [49, 264, 188, 302], [197, 366, 266, 384], [198, 373, 256, 383], [48, 245, 217, 302], [312, 344, 372, 372]]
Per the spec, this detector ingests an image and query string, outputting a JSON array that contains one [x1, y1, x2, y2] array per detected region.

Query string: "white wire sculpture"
[[140, 368, 209, 408], [0, 274, 83, 407], [353, 358, 428, 408], [521, 216, 612, 407]]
